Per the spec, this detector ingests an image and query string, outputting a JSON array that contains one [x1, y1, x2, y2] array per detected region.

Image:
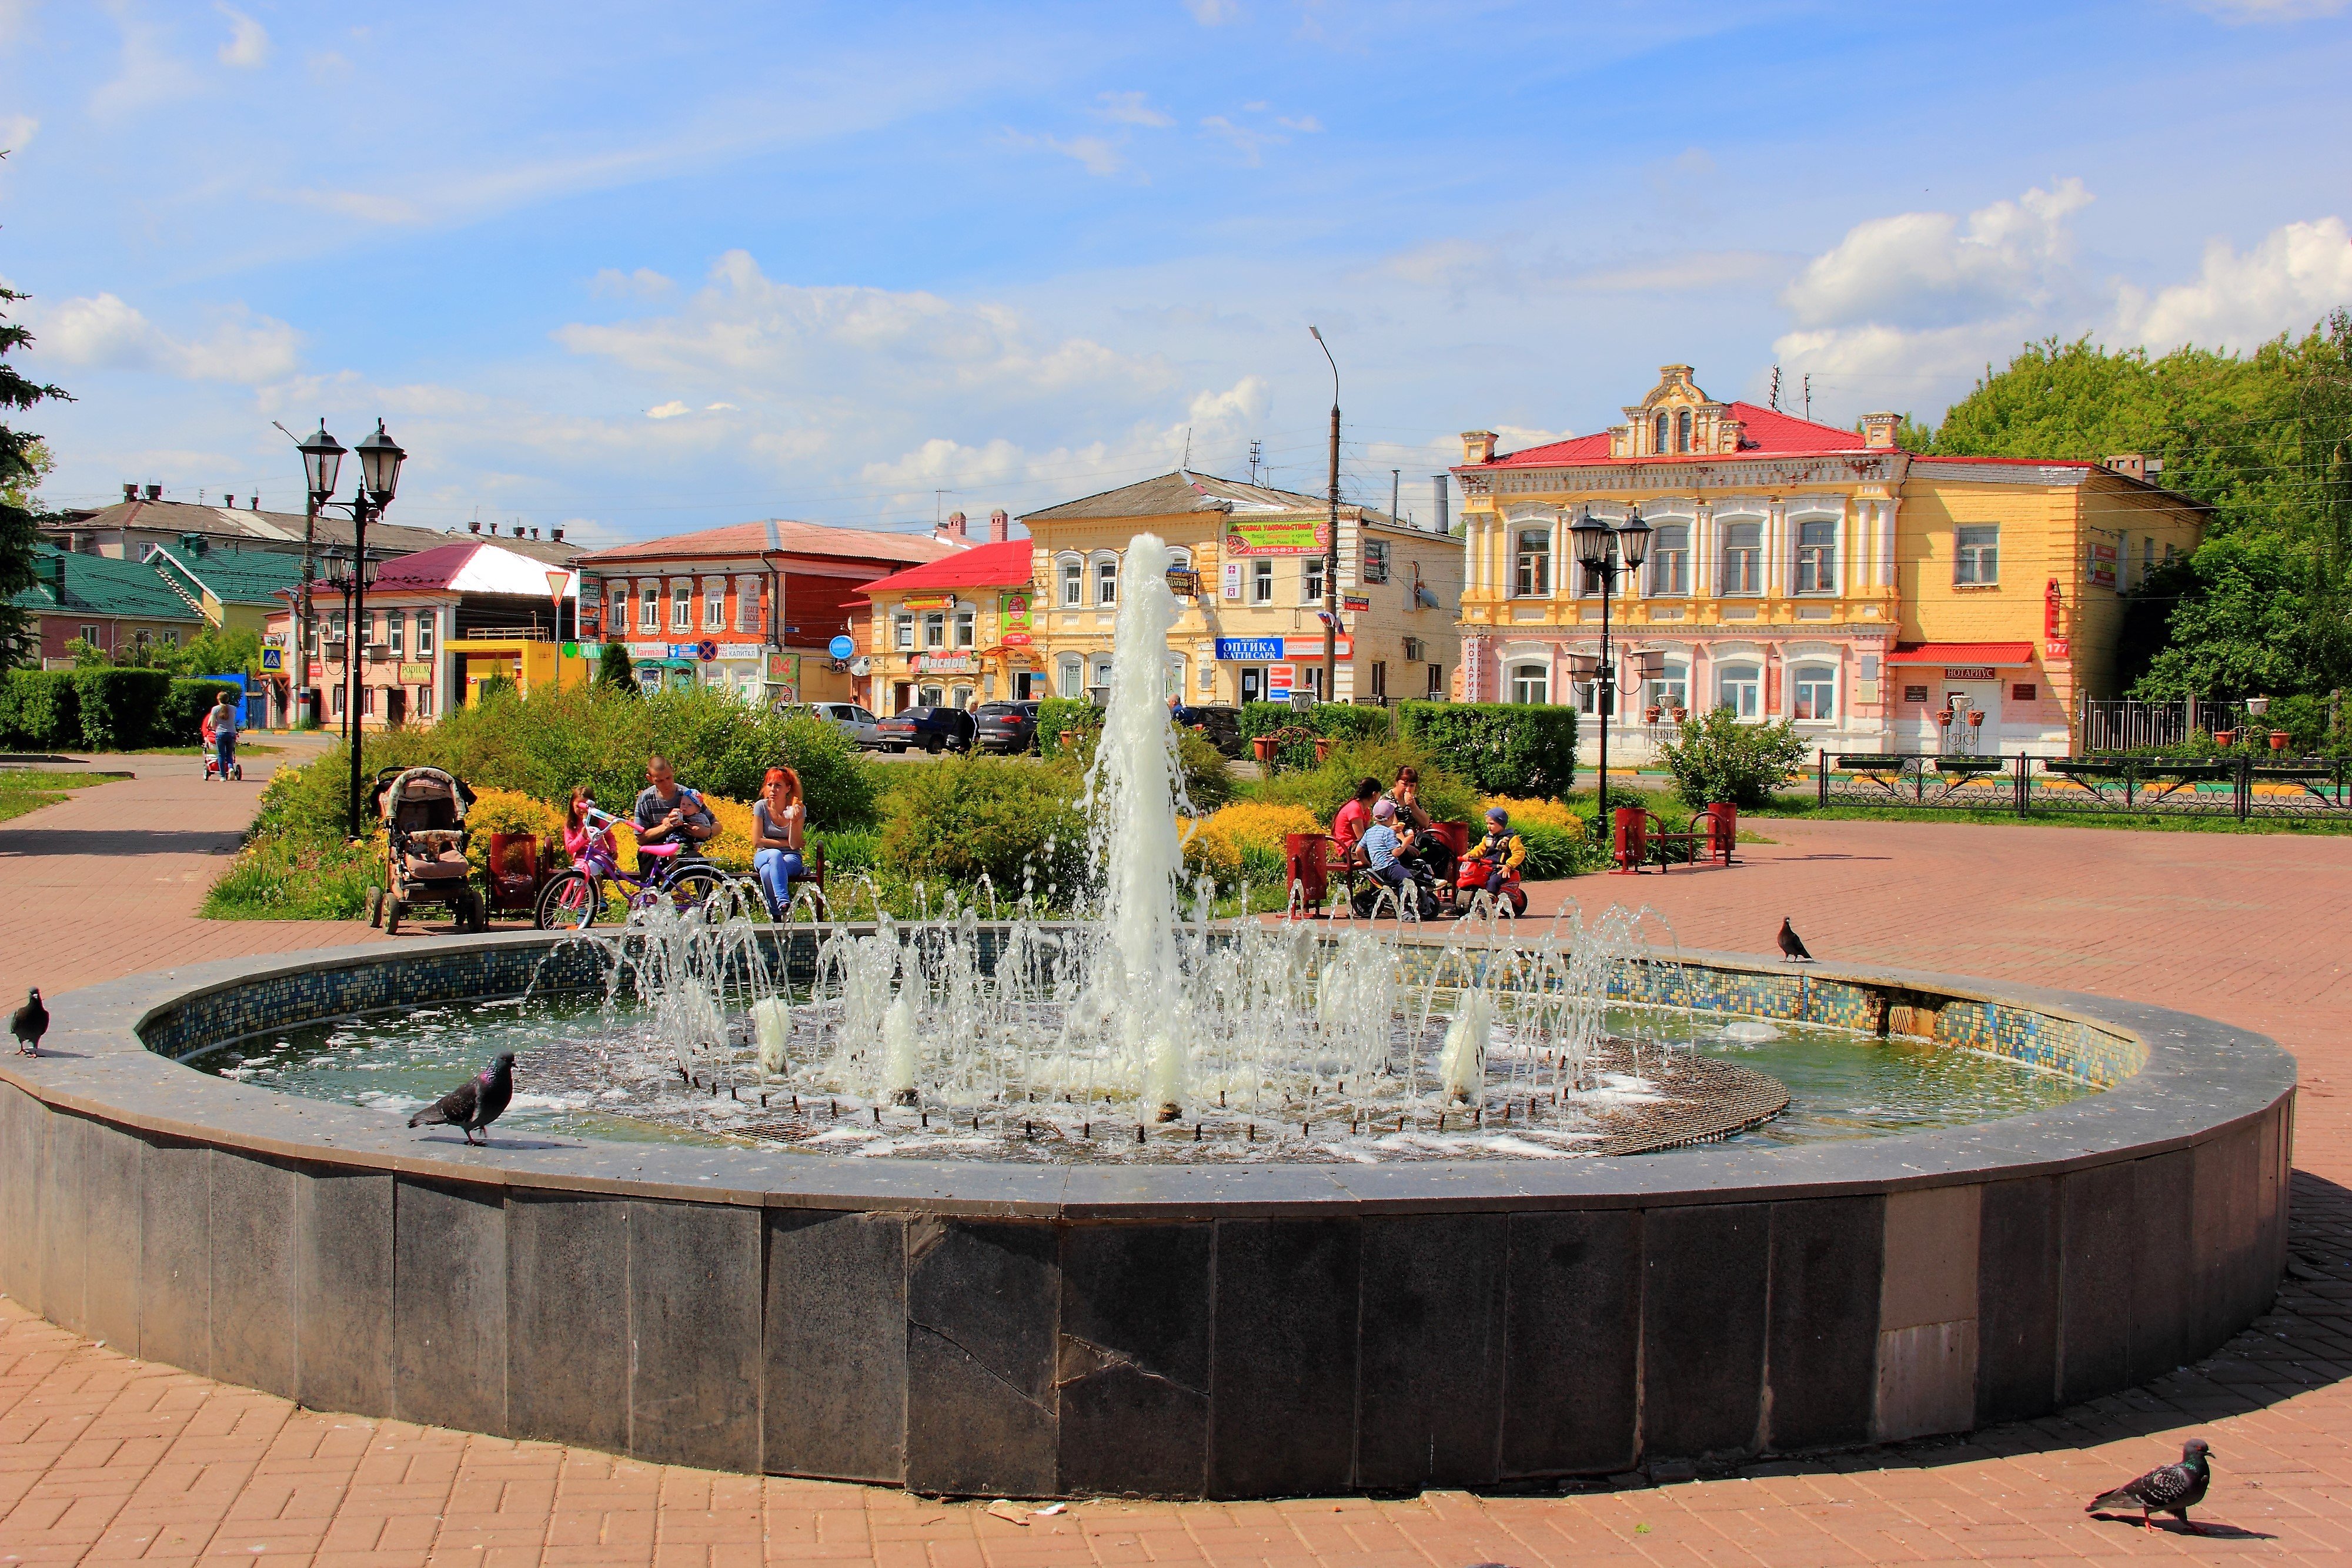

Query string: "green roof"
[[148, 544, 307, 606], [11, 546, 207, 623]]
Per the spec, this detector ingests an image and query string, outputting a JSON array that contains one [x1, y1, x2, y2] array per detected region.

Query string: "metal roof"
[[11, 546, 208, 623], [574, 519, 964, 568]]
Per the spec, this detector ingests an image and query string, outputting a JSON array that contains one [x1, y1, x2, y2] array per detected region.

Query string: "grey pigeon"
[[10, 988, 45, 1055], [1777, 917, 1812, 962], [407, 1051, 516, 1145], [2087, 1438, 2211, 1531]]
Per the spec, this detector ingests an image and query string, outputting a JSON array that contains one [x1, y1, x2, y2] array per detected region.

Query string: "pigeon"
[[10, 988, 45, 1056], [2087, 1438, 2212, 1532], [1777, 917, 1813, 962], [407, 1051, 516, 1145]]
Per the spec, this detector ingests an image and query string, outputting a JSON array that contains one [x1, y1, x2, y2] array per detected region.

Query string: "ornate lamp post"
[[1309, 325, 1340, 706], [293, 419, 405, 838], [1569, 507, 1651, 811]]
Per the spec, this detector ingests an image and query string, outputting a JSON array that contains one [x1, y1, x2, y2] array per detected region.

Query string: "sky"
[[3, 0, 2350, 546]]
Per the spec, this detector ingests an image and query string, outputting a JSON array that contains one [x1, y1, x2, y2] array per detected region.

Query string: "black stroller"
[[363, 765, 489, 934]]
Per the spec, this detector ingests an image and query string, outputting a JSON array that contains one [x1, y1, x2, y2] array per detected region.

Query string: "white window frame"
[[640, 585, 659, 633], [1720, 520, 1763, 597], [1058, 654, 1084, 698], [670, 581, 693, 631], [1509, 662, 1549, 705], [954, 607, 976, 648], [1166, 545, 1192, 570], [1514, 527, 1551, 598], [893, 613, 915, 650], [1302, 556, 1325, 604], [389, 612, 405, 657], [1649, 524, 1689, 597], [1369, 659, 1387, 698], [1093, 553, 1120, 607], [1791, 663, 1837, 722], [704, 579, 725, 631], [923, 612, 946, 650], [1058, 553, 1084, 608], [1716, 661, 1762, 718], [1425, 661, 1444, 698], [1251, 559, 1274, 604], [416, 608, 434, 656], [1794, 517, 1838, 595], [1956, 525, 2000, 584], [1088, 653, 1113, 692]]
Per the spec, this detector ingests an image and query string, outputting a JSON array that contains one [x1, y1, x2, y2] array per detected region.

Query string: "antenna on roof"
[[1182, 426, 1192, 469], [1247, 439, 1262, 483], [1803, 373, 1812, 420], [1769, 366, 1782, 412]]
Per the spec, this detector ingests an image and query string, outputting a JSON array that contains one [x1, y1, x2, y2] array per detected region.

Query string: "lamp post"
[[1570, 507, 1651, 813], [293, 418, 405, 838], [1309, 325, 1339, 706]]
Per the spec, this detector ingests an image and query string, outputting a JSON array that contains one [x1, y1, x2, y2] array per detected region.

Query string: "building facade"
[[11, 546, 208, 665], [1451, 365, 2207, 758], [574, 519, 961, 706], [1017, 472, 1462, 708], [854, 537, 1037, 713]]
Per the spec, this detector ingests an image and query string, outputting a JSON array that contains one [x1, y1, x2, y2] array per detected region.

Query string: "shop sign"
[[2044, 637, 2070, 658], [1283, 635, 1352, 660], [1223, 518, 1328, 556], [1221, 561, 1244, 600], [918, 653, 976, 673], [397, 661, 432, 684], [2089, 541, 2118, 590], [1215, 636, 1284, 662], [627, 641, 669, 658], [999, 591, 1033, 633], [766, 651, 801, 702], [668, 640, 720, 661], [1266, 663, 1297, 695], [306, 660, 323, 681], [1001, 633, 1033, 646], [1341, 593, 1371, 613], [1165, 568, 1201, 597], [717, 642, 765, 657], [901, 593, 953, 612], [1942, 666, 1996, 680]]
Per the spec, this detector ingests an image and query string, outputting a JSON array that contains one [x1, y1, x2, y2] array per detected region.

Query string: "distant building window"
[[417, 686, 433, 717], [1510, 661, 1548, 705], [332, 683, 345, 717], [329, 610, 346, 641], [670, 582, 692, 630], [1721, 521, 1762, 596], [704, 581, 725, 630], [1795, 519, 1838, 594], [1251, 560, 1274, 603], [1058, 654, 1083, 698], [1302, 557, 1325, 603], [1369, 660, 1387, 698], [389, 613, 405, 657], [1717, 661, 1762, 718], [1095, 556, 1118, 606], [1792, 663, 1836, 721], [1651, 663, 1689, 713], [1089, 653, 1113, 691], [1362, 539, 1390, 583], [1649, 524, 1689, 596], [1956, 525, 2000, 584], [416, 610, 433, 656], [1059, 554, 1084, 607], [954, 607, 975, 648], [1676, 409, 1692, 453], [1514, 527, 1551, 597], [893, 614, 914, 650], [1653, 412, 1669, 453], [1426, 662, 1444, 698], [923, 612, 945, 650], [640, 586, 659, 631], [78, 623, 100, 644]]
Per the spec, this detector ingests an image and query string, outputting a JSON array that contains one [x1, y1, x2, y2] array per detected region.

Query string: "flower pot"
[[1251, 735, 1278, 763], [1671, 707, 1687, 723], [1967, 710, 1984, 727], [2270, 730, 2290, 751], [1644, 706, 1662, 724], [1058, 730, 1077, 752], [1313, 737, 1333, 763], [2213, 730, 2235, 747]]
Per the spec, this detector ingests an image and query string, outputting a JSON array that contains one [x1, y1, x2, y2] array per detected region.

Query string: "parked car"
[[874, 705, 977, 754], [776, 701, 883, 749], [1172, 703, 1244, 758], [973, 700, 1041, 754]]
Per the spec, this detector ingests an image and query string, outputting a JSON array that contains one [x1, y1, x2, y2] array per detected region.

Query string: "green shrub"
[[1398, 701, 1579, 797], [1515, 820, 1603, 878], [1657, 708, 1810, 809], [161, 679, 220, 747], [0, 670, 81, 750], [70, 668, 175, 749], [878, 754, 1087, 893], [1254, 735, 1478, 827], [203, 833, 382, 920], [1037, 698, 1101, 759], [1054, 719, 1234, 814], [1238, 700, 1391, 744], [811, 827, 881, 874], [596, 641, 639, 694]]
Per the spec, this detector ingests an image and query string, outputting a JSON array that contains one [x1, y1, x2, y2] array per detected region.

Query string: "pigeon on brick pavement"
[[407, 1051, 516, 1145], [2086, 1438, 2212, 1532], [11, 988, 45, 1055], [1777, 917, 1813, 962]]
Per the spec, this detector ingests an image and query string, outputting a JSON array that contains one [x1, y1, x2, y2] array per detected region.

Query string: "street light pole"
[[1309, 326, 1339, 706], [1572, 508, 1651, 824], [289, 419, 403, 840]]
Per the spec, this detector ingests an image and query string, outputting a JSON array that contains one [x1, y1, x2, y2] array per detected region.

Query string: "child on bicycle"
[[563, 787, 622, 878]]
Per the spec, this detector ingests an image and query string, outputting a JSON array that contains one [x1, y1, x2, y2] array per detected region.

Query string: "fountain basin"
[[0, 930, 2293, 1497]]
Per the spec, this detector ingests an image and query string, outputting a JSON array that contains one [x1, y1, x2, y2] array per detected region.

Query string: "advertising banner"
[[901, 593, 953, 612], [1282, 635, 1352, 659], [1222, 518, 1328, 556], [2089, 541, 2118, 590], [766, 652, 801, 701], [999, 590, 1034, 633], [1266, 663, 1297, 694], [397, 661, 432, 684], [1214, 636, 1284, 662]]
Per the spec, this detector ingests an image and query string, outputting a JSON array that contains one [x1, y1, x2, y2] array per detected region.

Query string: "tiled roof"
[[49, 499, 586, 566], [574, 519, 963, 567], [10, 547, 207, 623], [1021, 470, 1355, 523], [302, 541, 577, 600], [853, 539, 1035, 600], [1476, 403, 1877, 469], [147, 546, 307, 606]]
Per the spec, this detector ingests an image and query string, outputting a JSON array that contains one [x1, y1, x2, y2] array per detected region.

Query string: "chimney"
[[2102, 453, 2148, 482], [469, 517, 482, 533], [550, 526, 564, 543], [250, 496, 260, 510], [530, 527, 540, 540], [1460, 430, 1498, 465], [123, 483, 138, 502], [48, 552, 66, 604], [1431, 475, 1451, 534], [946, 510, 968, 539], [1860, 412, 1900, 449], [988, 509, 1010, 543], [145, 483, 163, 502]]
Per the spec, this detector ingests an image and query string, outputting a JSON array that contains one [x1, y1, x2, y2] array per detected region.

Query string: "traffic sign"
[[828, 634, 855, 659]]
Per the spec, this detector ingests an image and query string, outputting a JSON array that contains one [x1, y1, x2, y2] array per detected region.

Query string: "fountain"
[[0, 530, 2295, 1497]]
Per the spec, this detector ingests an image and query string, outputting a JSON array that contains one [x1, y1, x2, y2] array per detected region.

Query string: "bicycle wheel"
[[664, 865, 729, 919], [536, 869, 600, 930]]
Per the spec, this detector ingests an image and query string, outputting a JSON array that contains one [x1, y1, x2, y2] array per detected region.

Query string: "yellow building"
[[1452, 365, 2206, 757], [1015, 471, 1464, 707], [855, 538, 1038, 712]]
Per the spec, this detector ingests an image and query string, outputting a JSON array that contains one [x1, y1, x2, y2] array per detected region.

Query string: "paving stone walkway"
[[3, 806, 2350, 1565]]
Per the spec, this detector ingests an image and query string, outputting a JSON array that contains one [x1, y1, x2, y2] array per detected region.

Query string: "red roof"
[[574, 519, 962, 567], [1477, 402, 1878, 469], [1887, 642, 2036, 666], [854, 539, 1033, 600]]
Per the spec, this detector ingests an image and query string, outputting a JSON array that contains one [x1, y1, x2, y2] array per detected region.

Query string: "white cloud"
[[2114, 218, 2352, 350], [34, 292, 300, 382], [1277, 115, 1322, 133], [1185, 0, 1241, 22], [1780, 178, 2092, 331], [0, 113, 34, 153], [644, 400, 692, 419], [590, 266, 675, 299], [215, 3, 269, 68], [1094, 91, 1173, 129], [1004, 129, 1127, 178], [2193, 0, 2347, 18], [1201, 115, 1277, 166], [89, 14, 202, 121]]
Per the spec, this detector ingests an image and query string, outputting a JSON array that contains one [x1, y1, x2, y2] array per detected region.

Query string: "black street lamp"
[[1571, 507, 1651, 824], [293, 418, 404, 839], [1309, 325, 1339, 706]]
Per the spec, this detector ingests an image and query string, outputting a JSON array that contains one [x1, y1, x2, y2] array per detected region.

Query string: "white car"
[[777, 701, 883, 748]]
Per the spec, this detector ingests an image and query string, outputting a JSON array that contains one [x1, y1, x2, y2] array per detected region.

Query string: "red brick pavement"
[[4, 808, 2351, 1566]]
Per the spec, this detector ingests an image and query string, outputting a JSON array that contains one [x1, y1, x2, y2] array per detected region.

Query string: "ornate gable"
[[1606, 364, 1746, 459]]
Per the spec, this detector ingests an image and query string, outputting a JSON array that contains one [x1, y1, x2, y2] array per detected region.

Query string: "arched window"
[[1648, 524, 1689, 596], [1514, 526, 1551, 597], [1650, 661, 1689, 715], [1057, 553, 1084, 608], [1093, 552, 1120, 606], [1795, 519, 1838, 594], [1716, 661, 1762, 718], [1510, 662, 1549, 705], [1058, 654, 1084, 698], [1653, 413, 1669, 453], [1165, 545, 1192, 570], [1676, 409, 1692, 453], [1791, 664, 1837, 721], [1089, 653, 1114, 692], [1721, 520, 1762, 596], [1164, 651, 1187, 698]]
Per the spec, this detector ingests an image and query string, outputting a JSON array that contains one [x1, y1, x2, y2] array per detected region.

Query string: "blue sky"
[[4, 0, 2349, 544]]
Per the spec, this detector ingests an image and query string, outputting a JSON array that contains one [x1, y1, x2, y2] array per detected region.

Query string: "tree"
[[596, 638, 639, 695], [2, 267, 72, 663], [2130, 534, 2351, 703]]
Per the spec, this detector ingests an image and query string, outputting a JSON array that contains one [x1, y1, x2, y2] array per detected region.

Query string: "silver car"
[[777, 701, 883, 748]]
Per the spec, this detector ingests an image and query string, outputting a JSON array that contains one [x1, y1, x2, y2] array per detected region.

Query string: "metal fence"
[[2074, 698, 2245, 753], [1817, 752, 2352, 820]]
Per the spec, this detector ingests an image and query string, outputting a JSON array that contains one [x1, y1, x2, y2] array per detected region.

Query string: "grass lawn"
[[0, 768, 122, 824], [112, 742, 285, 757]]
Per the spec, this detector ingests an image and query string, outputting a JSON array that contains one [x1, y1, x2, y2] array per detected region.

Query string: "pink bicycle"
[[532, 801, 746, 928]]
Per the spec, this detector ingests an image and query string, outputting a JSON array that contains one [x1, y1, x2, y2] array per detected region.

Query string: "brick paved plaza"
[[3, 761, 2349, 1565]]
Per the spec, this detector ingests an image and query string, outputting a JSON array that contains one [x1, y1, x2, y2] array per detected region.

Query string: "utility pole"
[[1770, 366, 1781, 412], [1310, 326, 1340, 706], [1248, 439, 1262, 484], [1389, 468, 1400, 525], [1803, 374, 1812, 420]]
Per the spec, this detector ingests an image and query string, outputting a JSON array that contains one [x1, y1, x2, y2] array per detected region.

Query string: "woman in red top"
[[1330, 776, 1383, 867]]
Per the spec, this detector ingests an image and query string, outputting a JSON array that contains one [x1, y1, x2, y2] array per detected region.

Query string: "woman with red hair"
[[751, 765, 806, 920]]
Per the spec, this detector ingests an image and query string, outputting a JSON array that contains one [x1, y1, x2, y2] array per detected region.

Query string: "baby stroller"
[[200, 714, 242, 781], [363, 765, 488, 934]]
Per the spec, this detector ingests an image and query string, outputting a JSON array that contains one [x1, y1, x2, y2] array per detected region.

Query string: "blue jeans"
[[215, 734, 237, 771], [753, 847, 804, 918]]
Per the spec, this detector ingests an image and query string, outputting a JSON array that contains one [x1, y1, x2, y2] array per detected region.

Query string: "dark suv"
[[1172, 703, 1244, 758], [973, 701, 1041, 754], [874, 705, 978, 754]]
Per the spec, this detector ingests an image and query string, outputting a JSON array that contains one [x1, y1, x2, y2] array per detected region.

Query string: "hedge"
[[1238, 701, 1394, 744], [1398, 701, 1579, 797], [0, 671, 78, 750], [161, 679, 222, 747], [1037, 697, 1104, 760], [71, 669, 176, 750], [0, 669, 205, 751]]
